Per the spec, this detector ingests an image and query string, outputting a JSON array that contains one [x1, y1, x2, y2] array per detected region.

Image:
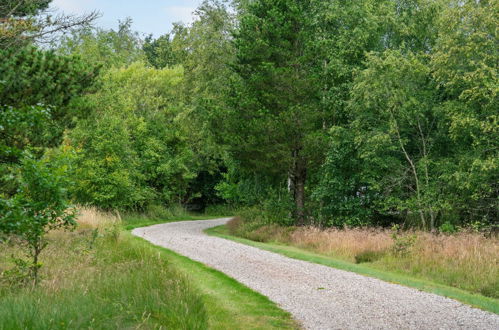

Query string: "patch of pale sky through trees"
[[50, 0, 203, 36]]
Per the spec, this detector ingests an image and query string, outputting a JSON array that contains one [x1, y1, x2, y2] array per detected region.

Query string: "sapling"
[[0, 155, 76, 285]]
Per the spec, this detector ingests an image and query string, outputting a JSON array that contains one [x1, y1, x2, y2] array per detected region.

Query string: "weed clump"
[[355, 250, 385, 264]]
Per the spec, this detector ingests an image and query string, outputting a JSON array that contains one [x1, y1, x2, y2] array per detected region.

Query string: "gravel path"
[[132, 218, 499, 330]]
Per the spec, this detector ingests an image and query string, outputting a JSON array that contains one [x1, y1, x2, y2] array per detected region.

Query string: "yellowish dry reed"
[[75, 207, 121, 229], [289, 227, 394, 259], [231, 219, 499, 297]]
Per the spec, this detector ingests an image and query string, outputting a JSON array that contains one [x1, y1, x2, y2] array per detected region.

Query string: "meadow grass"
[[209, 219, 499, 314], [0, 207, 297, 329], [0, 226, 207, 329]]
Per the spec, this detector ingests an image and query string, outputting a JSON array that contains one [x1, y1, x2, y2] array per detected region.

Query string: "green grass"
[[207, 225, 499, 315], [0, 230, 207, 329], [122, 213, 223, 230], [0, 213, 297, 329], [128, 232, 298, 329], [124, 213, 298, 329]]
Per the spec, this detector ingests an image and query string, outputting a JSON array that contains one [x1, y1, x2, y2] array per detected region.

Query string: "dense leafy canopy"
[[1, 0, 497, 235], [66, 63, 196, 210]]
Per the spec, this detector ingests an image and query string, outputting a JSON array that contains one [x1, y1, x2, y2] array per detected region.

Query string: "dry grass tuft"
[[76, 207, 121, 229], [404, 231, 499, 296], [289, 226, 393, 259]]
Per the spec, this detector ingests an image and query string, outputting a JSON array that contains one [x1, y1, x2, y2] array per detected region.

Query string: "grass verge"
[[0, 208, 297, 329], [206, 224, 499, 315], [0, 228, 207, 329], [122, 214, 222, 231], [128, 232, 298, 329]]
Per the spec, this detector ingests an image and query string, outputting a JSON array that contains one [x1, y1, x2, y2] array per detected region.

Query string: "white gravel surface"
[[132, 218, 499, 330]]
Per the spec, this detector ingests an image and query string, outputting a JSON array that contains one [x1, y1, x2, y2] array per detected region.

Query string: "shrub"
[[355, 250, 385, 264], [0, 155, 76, 285], [146, 203, 187, 220], [391, 225, 417, 256], [439, 221, 457, 234]]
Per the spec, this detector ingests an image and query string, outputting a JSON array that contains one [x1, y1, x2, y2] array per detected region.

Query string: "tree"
[[225, 0, 320, 224], [0, 0, 98, 284], [314, 0, 497, 229], [0, 0, 50, 17], [307, 0, 389, 129], [348, 51, 443, 230], [431, 0, 498, 225], [0, 46, 99, 196], [143, 33, 179, 69], [66, 63, 196, 210], [58, 18, 144, 68], [159, 1, 237, 208], [0, 154, 76, 284]]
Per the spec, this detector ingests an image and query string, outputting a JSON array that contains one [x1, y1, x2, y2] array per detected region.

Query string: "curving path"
[[132, 218, 499, 330]]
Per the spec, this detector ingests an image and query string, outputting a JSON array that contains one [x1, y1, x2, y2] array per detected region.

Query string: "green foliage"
[[222, 0, 326, 224], [391, 226, 417, 257], [3, 0, 495, 235], [0, 46, 98, 110], [0, 0, 51, 17], [0, 105, 54, 164], [0, 31, 96, 285], [312, 127, 379, 227], [172, 1, 235, 188], [0, 46, 98, 181], [0, 257, 31, 287], [58, 19, 145, 68], [430, 0, 498, 225], [348, 50, 445, 229], [355, 250, 385, 264], [307, 0, 389, 127], [312, 0, 498, 229], [0, 154, 76, 283], [67, 63, 196, 210], [143, 33, 179, 68], [261, 189, 295, 226], [439, 222, 457, 234]]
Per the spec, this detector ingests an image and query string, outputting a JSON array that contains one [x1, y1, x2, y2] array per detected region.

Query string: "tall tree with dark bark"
[[226, 0, 320, 224]]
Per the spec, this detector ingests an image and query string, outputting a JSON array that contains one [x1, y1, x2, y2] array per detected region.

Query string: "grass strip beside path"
[[123, 214, 223, 231], [206, 225, 499, 315], [127, 221, 299, 330]]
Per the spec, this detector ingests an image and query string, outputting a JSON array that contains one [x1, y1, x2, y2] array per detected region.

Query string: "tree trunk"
[[31, 238, 42, 285], [290, 149, 307, 226], [294, 169, 306, 225]]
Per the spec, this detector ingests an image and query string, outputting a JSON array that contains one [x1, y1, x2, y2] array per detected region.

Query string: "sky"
[[50, 0, 204, 37]]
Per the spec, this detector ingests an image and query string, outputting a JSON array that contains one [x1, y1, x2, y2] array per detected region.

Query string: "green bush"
[[0, 155, 76, 284], [391, 226, 418, 257], [146, 203, 187, 220], [204, 204, 237, 217], [439, 222, 457, 234], [355, 250, 385, 264]]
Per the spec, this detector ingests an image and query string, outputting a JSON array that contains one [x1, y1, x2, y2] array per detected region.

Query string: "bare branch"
[[0, 0, 100, 48]]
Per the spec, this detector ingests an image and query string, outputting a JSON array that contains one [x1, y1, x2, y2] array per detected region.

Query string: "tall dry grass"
[[0, 207, 208, 329], [289, 226, 393, 259], [76, 206, 121, 229], [229, 218, 499, 298]]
